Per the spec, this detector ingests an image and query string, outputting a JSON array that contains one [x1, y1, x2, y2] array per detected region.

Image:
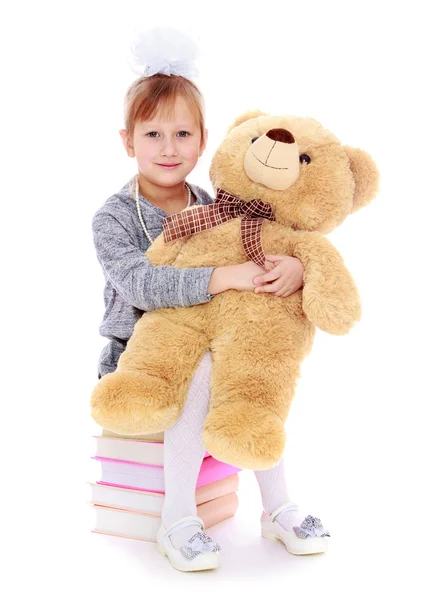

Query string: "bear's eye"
[[299, 154, 311, 164], [251, 137, 259, 144]]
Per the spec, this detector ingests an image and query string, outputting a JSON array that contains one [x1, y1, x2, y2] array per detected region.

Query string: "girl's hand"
[[208, 261, 267, 295], [229, 261, 268, 292], [253, 255, 304, 297]]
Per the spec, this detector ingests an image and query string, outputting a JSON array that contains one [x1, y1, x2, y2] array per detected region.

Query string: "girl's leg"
[[161, 351, 216, 550], [254, 458, 308, 529], [255, 459, 330, 552]]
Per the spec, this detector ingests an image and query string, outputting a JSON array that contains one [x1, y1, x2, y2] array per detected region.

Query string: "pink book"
[[92, 455, 241, 494]]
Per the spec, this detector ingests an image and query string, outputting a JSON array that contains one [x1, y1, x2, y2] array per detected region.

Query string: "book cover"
[[91, 492, 239, 542], [92, 455, 241, 493], [94, 435, 210, 466], [87, 472, 240, 513]]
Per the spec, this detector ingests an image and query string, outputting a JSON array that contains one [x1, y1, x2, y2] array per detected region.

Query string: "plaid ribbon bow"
[[162, 188, 275, 267]]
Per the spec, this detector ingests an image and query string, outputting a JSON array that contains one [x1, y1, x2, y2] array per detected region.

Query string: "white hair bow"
[[126, 27, 199, 79]]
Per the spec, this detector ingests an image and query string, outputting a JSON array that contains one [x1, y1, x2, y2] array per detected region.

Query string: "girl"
[[92, 46, 329, 573]]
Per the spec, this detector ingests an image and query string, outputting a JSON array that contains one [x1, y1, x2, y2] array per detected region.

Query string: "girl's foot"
[[261, 501, 330, 555], [157, 516, 221, 572]]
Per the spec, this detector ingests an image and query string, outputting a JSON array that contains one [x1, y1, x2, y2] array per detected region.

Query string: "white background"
[[2, 0, 420, 598]]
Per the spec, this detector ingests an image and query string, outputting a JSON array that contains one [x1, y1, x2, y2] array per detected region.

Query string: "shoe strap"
[[163, 516, 205, 540], [270, 501, 300, 522]]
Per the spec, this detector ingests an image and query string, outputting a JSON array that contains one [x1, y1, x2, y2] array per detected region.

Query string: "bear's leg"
[[90, 312, 209, 435], [202, 335, 300, 470]]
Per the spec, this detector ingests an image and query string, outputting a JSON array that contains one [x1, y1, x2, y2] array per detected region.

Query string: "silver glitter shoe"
[[261, 501, 330, 555], [157, 516, 221, 572]]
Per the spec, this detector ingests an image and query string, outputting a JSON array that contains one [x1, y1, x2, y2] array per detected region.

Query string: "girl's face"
[[121, 95, 207, 188]]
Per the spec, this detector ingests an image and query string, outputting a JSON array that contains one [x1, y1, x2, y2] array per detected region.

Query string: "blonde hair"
[[123, 73, 205, 140]]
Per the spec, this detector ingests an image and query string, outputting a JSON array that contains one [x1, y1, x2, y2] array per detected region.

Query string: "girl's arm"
[[92, 210, 217, 311], [147, 232, 305, 298], [93, 209, 265, 309]]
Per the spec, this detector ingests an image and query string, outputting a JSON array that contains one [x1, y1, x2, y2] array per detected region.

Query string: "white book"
[[95, 436, 165, 466], [94, 435, 210, 465], [87, 473, 240, 514], [93, 505, 160, 542], [91, 492, 239, 542], [102, 428, 164, 442]]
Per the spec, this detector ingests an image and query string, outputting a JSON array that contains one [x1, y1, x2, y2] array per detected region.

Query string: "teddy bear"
[[90, 111, 379, 470]]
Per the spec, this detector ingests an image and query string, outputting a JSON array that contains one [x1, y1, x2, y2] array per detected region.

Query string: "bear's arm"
[[287, 230, 362, 335], [146, 232, 189, 266]]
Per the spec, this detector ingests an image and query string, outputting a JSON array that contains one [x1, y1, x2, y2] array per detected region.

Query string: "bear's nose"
[[266, 129, 295, 144]]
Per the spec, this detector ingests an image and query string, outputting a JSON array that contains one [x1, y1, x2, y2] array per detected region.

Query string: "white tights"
[[162, 352, 306, 549]]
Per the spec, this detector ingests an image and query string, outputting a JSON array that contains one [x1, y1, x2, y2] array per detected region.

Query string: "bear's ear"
[[344, 146, 380, 213], [227, 110, 268, 133]]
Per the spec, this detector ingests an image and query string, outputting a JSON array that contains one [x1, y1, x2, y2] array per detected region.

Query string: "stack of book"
[[88, 428, 241, 542]]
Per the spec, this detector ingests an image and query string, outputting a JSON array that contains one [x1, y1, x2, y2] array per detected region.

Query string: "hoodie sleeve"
[[92, 210, 216, 311]]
